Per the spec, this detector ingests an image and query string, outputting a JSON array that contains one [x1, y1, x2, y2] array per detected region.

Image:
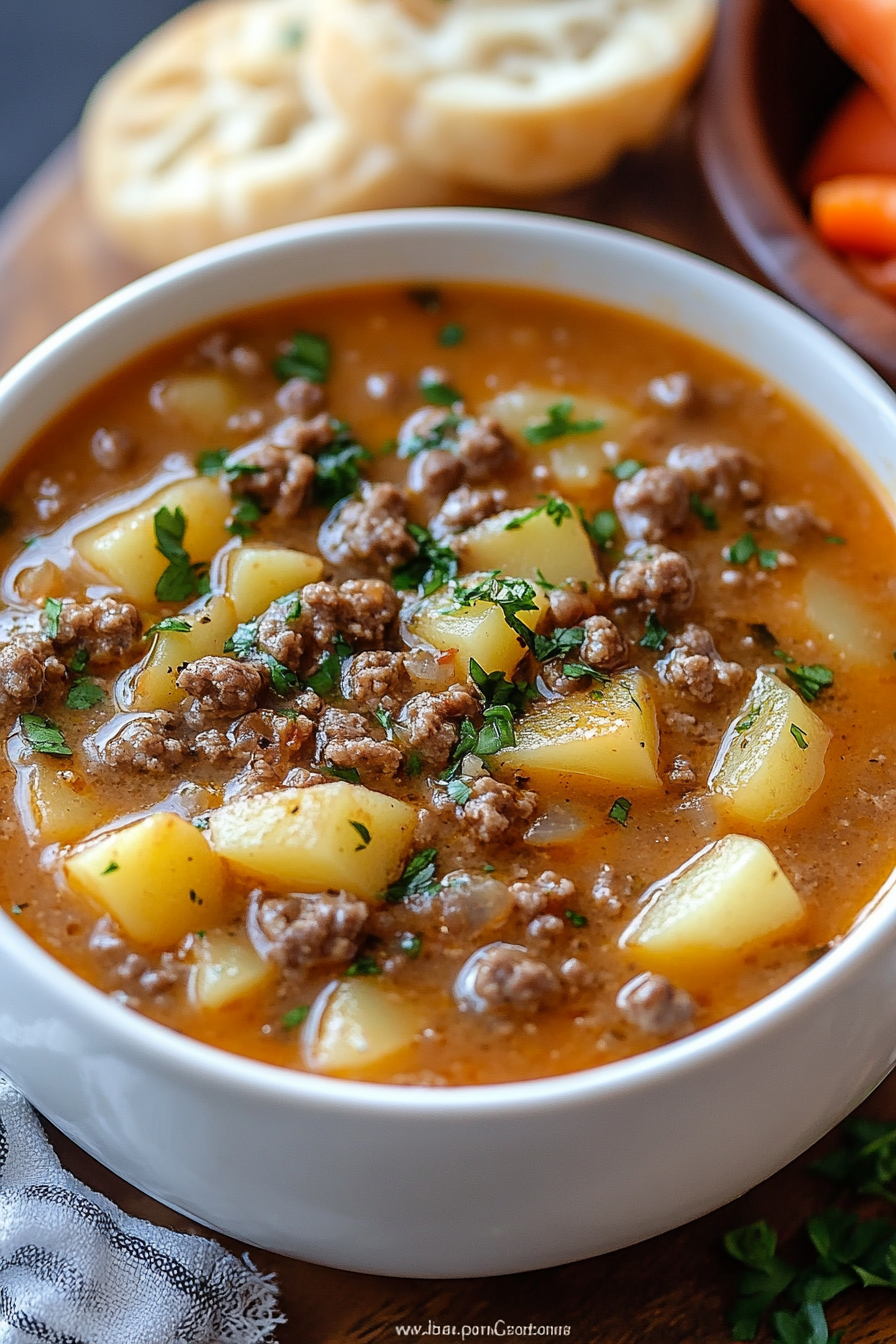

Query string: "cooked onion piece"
[[81, 0, 456, 268], [310, 0, 717, 192]]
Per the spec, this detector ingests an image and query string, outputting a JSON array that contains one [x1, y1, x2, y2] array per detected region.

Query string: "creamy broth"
[[1, 282, 894, 1085]]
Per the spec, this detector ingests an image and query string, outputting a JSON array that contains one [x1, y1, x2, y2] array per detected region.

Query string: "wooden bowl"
[[698, 0, 896, 385]]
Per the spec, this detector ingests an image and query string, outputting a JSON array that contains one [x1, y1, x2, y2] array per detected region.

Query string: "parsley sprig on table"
[[724, 1119, 896, 1342]]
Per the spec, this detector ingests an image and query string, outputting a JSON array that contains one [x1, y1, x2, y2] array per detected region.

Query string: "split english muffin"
[[308, 0, 718, 194], [80, 0, 458, 268]]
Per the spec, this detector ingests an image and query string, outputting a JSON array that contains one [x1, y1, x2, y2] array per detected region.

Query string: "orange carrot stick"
[[803, 84, 896, 191], [811, 174, 896, 256], [792, 0, 896, 119]]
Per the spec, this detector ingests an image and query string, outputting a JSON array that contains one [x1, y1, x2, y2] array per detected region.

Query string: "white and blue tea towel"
[[0, 1076, 283, 1344]]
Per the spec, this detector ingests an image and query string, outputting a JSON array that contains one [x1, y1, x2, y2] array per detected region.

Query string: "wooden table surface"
[[2, 113, 896, 1343]]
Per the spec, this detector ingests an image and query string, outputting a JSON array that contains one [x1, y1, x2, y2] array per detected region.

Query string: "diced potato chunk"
[[190, 930, 273, 1010], [620, 834, 805, 981], [120, 594, 237, 712], [482, 388, 633, 449], [75, 476, 231, 605], [549, 443, 608, 495], [65, 812, 226, 949], [708, 670, 832, 825], [803, 570, 891, 667], [13, 758, 113, 845], [409, 575, 547, 681], [151, 374, 241, 435], [304, 980, 422, 1076], [494, 672, 661, 790], [458, 504, 600, 588], [208, 782, 417, 900], [225, 545, 323, 622]]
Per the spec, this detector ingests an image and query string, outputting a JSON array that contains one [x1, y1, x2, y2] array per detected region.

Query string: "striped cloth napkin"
[[0, 1075, 283, 1343]]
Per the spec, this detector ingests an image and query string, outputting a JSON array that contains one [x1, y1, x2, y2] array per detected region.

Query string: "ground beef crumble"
[[614, 465, 689, 542], [616, 972, 694, 1034], [657, 624, 743, 703], [177, 656, 265, 718], [52, 598, 141, 660], [342, 650, 408, 711], [609, 544, 695, 612], [455, 943, 560, 1012], [318, 482, 417, 572], [316, 707, 403, 777], [399, 685, 479, 767], [255, 891, 368, 967], [429, 485, 507, 539], [459, 778, 537, 843], [0, 637, 65, 710]]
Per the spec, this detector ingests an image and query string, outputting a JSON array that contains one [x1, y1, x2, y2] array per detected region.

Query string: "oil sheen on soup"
[[0, 283, 894, 1086]]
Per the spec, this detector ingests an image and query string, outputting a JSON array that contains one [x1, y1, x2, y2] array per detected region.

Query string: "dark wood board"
[[2, 111, 895, 1343]]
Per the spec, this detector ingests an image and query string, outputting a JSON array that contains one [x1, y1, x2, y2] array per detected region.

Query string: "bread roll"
[[310, 0, 716, 194], [81, 0, 456, 268]]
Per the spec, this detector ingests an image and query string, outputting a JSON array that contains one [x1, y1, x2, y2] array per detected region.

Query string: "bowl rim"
[[2, 204, 896, 1116], [697, 0, 896, 386]]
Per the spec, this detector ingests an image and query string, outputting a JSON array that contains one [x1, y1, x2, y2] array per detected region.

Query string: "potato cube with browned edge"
[[304, 980, 423, 1076], [494, 672, 661, 791], [65, 812, 226, 949], [225, 545, 323, 622], [620, 833, 805, 982], [208, 782, 417, 900], [75, 476, 231, 605], [709, 670, 832, 826]]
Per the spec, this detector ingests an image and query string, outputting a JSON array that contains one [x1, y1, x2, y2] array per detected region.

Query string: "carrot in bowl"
[[803, 84, 896, 191], [811, 174, 896, 256]]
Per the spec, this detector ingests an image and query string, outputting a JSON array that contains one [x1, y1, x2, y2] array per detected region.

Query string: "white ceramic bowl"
[[1, 210, 896, 1279]]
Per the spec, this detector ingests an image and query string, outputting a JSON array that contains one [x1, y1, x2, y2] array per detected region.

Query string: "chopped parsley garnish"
[[392, 522, 458, 596], [439, 323, 465, 347], [145, 617, 192, 637], [399, 932, 422, 959], [561, 661, 596, 680], [374, 707, 397, 739], [580, 507, 618, 550], [313, 423, 371, 507], [475, 704, 516, 755], [43, 597, 63, 638], [523, 399, 601, 446], [273, 330, 330, 383], [406, 751, 423, 777], [790, 723, 809, 750], [69, 648, 89, 674], [345, 955, 381, 977], [381, 848, 439, 904], [225, 597, 303, 696], [304, 633, 352, 698], [322, 764, 362, 785], [446, 777, 472, 805], [419, 371, 462, 406], [469, 659, 537, 718], [534, 625, 587, 665], [397, 411, 461, 459], [774, 650, 835, 702], [482, 863, 495, 873], [565, 910, 588, 928], [639, 610, 668, 651], [195, 448, 263, 483], [407, 287, 441, 313], [690, 493, 719, 530], [826, 535, 846, 545], [226, 497, 264, 539], [607, 458, 644, 481], [723, 1118, 896, 1343], [153, 506, 210, 603], [20, 714, 72, 758], [728, 533, 779, 570], [350, 820, 372, 850], [101, 862, 119, 876], [504, 495, 572, 531], [66, 679, 104, 710], [281, 1005, 309, 1029], [735, 705, 761, 734], [535, 568, 556, 592], [608, 797, 631, 827]]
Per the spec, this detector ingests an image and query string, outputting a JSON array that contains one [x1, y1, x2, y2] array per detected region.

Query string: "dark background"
[[0, 0, 190, 210]]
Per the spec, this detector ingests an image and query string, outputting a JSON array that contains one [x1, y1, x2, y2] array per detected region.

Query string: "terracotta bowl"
[[698, 0, 896, 385]]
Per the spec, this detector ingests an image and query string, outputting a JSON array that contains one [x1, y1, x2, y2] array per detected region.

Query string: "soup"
[[1, 283, 894, 1085]]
